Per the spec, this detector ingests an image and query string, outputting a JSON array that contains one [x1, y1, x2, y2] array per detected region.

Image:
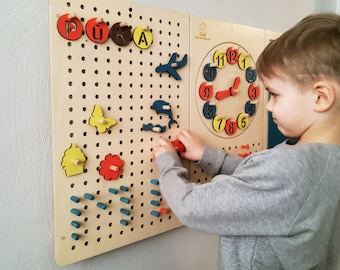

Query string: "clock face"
[[195, 42, 260, 138]]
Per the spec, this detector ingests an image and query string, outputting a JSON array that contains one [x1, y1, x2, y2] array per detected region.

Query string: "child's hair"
[[256, 13, 340, 88]]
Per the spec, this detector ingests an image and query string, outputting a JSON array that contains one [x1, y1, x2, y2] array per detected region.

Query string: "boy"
[[153, 13, 340, 269]]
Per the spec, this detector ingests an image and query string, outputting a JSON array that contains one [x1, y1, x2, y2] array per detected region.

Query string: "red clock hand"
[[215, 89, 231, 100], [230, 76, 240, 94], [215, 77, 240, 100]]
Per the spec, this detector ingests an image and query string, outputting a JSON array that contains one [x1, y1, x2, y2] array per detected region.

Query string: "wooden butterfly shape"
[[89, 104, 117, 133]]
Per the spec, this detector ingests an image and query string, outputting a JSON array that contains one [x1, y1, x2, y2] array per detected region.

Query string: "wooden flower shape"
[[99, 154, 124, 180]]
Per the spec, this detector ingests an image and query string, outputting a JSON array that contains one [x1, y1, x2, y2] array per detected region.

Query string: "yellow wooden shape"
[[89, 104, 117, 133], [133, 26, 153, 49], [61, 144, 86, 176]]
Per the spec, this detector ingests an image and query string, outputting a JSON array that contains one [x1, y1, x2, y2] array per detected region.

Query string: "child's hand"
[[177, 129, 204, 161], [153, 137, 177, 159]]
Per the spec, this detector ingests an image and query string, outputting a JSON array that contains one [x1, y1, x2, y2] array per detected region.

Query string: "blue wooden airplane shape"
[[155, 52, 188, 80]]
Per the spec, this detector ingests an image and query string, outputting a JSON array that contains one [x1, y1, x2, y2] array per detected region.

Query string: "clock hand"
[[215, 88, 231, 100], [215, 77, 240, 100], [231, 76, 241, 92]]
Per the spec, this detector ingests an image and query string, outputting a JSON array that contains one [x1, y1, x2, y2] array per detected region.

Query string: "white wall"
[[0, 0, 326, 269], [132, 0, 316, 32], [315, 0, 337, 12]]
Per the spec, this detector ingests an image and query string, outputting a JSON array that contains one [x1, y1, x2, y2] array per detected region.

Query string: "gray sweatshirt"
[[156, 141, 340, 269]]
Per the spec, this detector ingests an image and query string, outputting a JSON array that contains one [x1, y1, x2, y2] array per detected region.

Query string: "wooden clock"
[[196, 42, 260, 138]]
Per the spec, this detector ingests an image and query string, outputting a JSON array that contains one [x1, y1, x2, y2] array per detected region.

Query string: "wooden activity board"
[[49, 0, 270, 265]]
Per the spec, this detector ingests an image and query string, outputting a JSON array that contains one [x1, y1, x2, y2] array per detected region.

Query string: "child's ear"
[[312, 81, 335, 112]]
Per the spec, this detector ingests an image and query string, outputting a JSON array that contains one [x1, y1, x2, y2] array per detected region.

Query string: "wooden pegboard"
[[50, 0, 268, 265]]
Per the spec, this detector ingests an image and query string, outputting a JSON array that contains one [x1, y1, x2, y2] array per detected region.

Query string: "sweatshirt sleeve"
[[155, 146, 311, 237], [196, 145, 244, 175]]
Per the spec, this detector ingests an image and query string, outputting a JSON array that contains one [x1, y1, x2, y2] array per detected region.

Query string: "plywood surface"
[[50, 0, 268, 265]]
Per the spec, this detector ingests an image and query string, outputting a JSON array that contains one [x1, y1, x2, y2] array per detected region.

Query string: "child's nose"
[[266, 98, 273, 112]]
